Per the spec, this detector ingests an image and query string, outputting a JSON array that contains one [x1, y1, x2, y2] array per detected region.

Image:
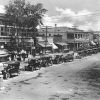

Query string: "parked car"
[[25, 58, 40, 71], [40, 55, 53, 67], [0, 50, 10, 79], [52, 54, 63, 64], [2, 61, 20, 79], [63, 51, 74, 62]]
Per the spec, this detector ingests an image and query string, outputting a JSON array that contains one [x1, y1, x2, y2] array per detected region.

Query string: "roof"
[[38, 26, 84, 34]]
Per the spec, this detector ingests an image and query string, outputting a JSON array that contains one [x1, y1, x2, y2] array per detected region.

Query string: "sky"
[[0, 0, 100, 31]]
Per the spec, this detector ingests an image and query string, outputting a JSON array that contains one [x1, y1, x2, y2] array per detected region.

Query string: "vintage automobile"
[[52, 54, 63, 64], [92, 48, 98, 54], [0, 49, 20, 79], [40, 55, 53, 67], [2, 61, 20, 79], [77, 50, 86, 57], [25, 55, 53, 71], [63, 51, 74, 62], [25, 58, 41, 71], [73, 52, 81, 59]]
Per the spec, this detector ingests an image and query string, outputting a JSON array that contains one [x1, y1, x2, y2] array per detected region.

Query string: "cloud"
[[43, 14, 74, 27], [43, 7, 100, 31], [0, 5, 5, 13]]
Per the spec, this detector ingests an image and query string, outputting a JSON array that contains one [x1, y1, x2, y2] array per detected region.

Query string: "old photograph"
[[0, 0, 100, 100]]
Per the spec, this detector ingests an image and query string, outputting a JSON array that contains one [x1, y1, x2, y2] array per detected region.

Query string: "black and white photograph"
[[0, 0, 100, 100]]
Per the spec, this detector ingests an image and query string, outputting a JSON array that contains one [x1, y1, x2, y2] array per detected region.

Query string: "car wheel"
[[5, 73, 10, 79]]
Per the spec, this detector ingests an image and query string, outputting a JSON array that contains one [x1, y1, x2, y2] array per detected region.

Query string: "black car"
[[2, 61, 20, 79], [25, 58, 40, 71], [40, 55, 53, 67], [63, 52, 74, 62]]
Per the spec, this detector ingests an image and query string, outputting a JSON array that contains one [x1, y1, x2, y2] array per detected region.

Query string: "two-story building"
[[38, 26, 93, 50]]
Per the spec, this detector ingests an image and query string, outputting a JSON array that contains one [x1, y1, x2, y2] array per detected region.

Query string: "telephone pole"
[[45, 26, 48, 54]]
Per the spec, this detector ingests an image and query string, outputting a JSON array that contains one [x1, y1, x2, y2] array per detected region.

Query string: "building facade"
[[0, 13, 34, 52], [38, 26, 94, 50]]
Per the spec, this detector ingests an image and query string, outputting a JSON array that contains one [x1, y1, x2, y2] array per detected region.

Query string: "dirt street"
[[1, 53, 100, 100]]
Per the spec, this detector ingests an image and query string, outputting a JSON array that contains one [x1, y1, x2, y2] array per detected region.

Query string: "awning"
[[37, 42, 52, 48], [47, 37, 58, 49], [55, 42, 68, 46], [90, 41, 96, 45], [50, 43, 58, 49]]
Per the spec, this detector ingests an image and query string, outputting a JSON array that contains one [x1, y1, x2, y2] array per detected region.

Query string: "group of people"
[[9, 51, 28, 61]]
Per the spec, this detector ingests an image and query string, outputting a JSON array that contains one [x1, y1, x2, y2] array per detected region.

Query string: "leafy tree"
[[5, 0, 47, 52]]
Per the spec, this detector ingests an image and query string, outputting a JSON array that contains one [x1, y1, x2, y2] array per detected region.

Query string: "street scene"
[[1, 51, 100, 100], [0, 0, 100, 100]]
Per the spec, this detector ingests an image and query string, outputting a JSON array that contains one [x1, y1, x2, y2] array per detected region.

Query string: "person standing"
[[22, 53, 25, 61]]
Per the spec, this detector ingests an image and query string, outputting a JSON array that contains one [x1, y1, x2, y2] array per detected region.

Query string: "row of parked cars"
[[77, 47, 100, 57], [0, 50, 74, 79], [25, 51, 74, 71], [25, 46, 100, 72], [1, 46, 100, 79]]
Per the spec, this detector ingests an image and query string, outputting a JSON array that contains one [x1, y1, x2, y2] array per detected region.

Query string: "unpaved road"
[[1, 53, 100, 100]]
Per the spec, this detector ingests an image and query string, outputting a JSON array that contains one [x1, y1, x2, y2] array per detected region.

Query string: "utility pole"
[[45, 26, 48, 54], [74, 33, 76, 52]]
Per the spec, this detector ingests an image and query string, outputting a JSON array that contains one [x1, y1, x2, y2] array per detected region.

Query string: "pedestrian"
[[11, 52, 14, 61], [22, 53, 25, 61]]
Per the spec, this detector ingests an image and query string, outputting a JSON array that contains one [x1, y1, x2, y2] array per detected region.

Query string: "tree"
[[5, 0, 47, 52]]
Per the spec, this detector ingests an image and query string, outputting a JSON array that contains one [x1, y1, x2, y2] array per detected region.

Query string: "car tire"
[[4, 73, 10, 79]]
